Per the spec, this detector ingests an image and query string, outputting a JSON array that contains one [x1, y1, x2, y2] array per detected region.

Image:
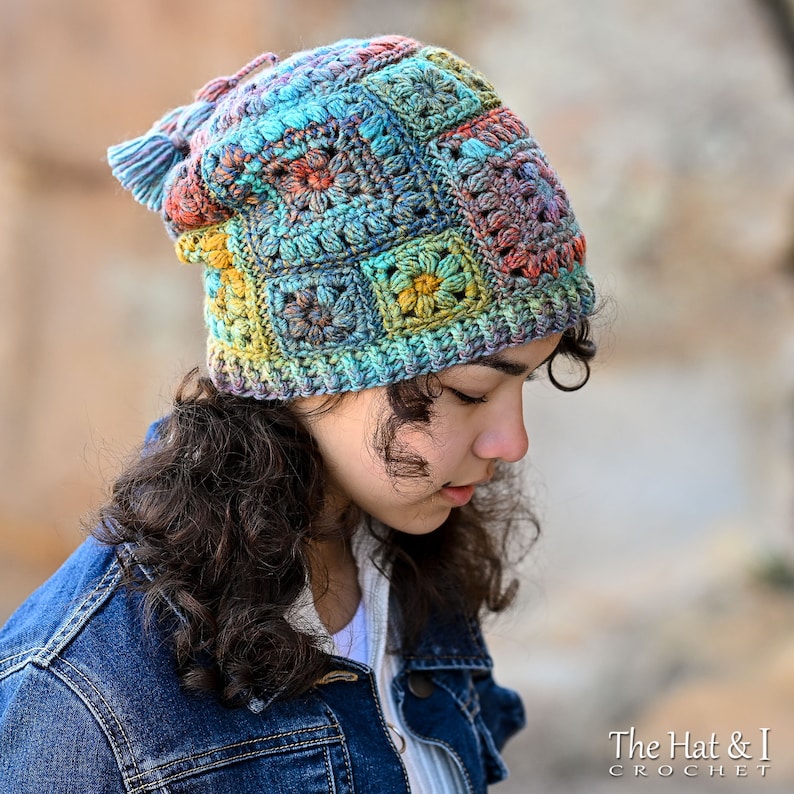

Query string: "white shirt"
[[334, 527, 467, 792]]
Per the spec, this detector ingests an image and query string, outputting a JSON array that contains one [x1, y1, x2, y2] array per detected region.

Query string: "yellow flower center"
[[412, 273, 442, 296]]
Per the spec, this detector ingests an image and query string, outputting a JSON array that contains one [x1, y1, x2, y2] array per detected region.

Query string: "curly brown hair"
[[92, 320, 596, 706]]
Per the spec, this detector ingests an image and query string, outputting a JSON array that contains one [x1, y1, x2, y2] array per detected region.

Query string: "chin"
[[386, 508, 451, 536]]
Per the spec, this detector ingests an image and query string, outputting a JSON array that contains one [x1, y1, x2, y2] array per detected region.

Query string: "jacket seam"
[[473, 712, 510, 780], [51, 657, 142, 786], [433, 675, 479, 725], [403, 726, 474, 793], [402, 653, 489, 660], [123, 724, 343, 784], [464, 614, 487, 654], [322, 745, 336, 794], [125, 736, 347, 793], [401, 654, 491, 668], [34, 555, 124, 666], [317, 672, 408, 792], [364, 670, 410, 792], [0, 649, 39, 677], [319, 701, 353, 792]]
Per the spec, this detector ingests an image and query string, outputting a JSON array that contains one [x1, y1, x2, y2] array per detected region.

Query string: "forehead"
[[453, 334, 562, 376]]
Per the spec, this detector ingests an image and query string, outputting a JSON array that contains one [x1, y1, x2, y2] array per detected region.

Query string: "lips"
[[439, 484, 476, 506], [438, 470, 493, 507]]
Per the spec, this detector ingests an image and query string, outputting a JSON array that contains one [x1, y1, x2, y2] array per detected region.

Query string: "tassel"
[[107, 100, 214, 212], [107, 131, 184, 212], [173, 101, 215, 147], [108, 52, 280, 213]]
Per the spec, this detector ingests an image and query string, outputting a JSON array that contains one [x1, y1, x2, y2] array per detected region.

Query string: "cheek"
[[400, 422, 466, 478], [321, 432, 361, 471], [319, 420, 396, 495]]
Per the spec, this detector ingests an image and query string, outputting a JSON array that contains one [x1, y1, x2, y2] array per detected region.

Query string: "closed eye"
[[448, 388, 488, 405]]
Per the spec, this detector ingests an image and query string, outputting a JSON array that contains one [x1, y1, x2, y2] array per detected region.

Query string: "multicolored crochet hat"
[[108, 35, 595, 399]]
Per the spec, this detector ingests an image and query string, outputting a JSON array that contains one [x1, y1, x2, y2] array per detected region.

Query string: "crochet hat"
[[108, 35, 595, 399]]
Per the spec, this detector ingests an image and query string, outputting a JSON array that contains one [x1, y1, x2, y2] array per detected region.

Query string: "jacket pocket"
[[471, 670, 526, 783]]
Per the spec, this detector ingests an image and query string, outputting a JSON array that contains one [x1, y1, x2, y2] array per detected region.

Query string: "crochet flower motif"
[[211, 143, 256, 202], [281, 148, 360, 215], [281, 284, 358, 347], [365, 61, 479, 141], [403, 68, 461, 118], [515, 160, 567, 227], [389, 248, 474, 322], [486, 149, 583, 280]]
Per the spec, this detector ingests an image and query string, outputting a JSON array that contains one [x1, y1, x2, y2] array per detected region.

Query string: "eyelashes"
[[441, 370, 539, 406], [447, 388, 488, 405]]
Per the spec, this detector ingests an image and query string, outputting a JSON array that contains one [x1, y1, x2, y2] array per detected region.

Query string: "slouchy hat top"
[[109, 35, 595, 399]]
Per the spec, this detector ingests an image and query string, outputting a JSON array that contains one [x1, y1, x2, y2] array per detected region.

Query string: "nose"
[[472, 400, 529, 463]]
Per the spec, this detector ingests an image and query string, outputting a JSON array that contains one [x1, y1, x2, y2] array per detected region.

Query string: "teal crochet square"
[[267, 268, 380, 355], [363, 58, 482, 143], [420, 47, 502, 111], [242, 113, 447, 271]]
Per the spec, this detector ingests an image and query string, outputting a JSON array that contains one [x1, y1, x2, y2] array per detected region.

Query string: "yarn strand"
[[107, 52, 280, 212], [196, 52, 280, 103]]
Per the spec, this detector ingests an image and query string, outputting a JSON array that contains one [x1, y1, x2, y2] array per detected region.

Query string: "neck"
[[309, 536, 361, 635]]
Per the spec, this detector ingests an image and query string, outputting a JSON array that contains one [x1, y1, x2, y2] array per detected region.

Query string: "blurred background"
[[1, 0, 792, 791]]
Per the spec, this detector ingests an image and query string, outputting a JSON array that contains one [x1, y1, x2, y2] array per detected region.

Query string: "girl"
[[0, 35, 596, 792]]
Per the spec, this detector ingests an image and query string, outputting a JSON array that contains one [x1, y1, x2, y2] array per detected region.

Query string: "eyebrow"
[[470, 353, 533, 378], [469, 345, 559, 378]]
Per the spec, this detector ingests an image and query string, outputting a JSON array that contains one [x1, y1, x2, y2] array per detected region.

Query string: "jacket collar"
[[400, 609, 493, 672]]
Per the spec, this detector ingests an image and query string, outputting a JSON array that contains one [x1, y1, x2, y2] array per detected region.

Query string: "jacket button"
[[408, 672, 434, 699]]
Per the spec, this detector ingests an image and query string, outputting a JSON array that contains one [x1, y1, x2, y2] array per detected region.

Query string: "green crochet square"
[[361, 229, 491, 335]]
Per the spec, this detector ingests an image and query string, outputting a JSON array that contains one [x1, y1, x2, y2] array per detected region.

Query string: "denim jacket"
[[0, 538, 525, 792]]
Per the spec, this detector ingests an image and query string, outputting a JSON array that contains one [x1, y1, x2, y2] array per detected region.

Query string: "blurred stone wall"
[[1, 0, 792, 790]]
